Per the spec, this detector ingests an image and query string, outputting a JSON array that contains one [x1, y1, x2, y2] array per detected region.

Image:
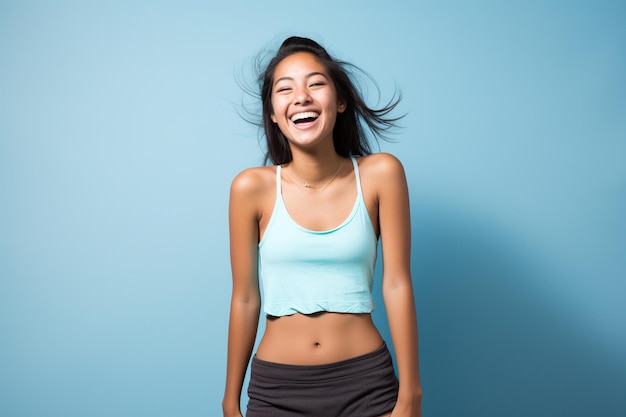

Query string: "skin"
[[222, 52, 422, 417]]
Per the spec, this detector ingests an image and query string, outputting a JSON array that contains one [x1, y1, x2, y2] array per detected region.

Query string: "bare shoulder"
[[230, 165, 276, 199], [357, 152, 406, 180]]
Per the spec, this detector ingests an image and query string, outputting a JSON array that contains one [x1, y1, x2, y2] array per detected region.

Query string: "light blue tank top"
[[258, 157, 378, 317]]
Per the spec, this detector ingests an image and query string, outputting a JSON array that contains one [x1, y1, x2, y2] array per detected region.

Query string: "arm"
[[222, 171, 263, 417], [376, 154, 422, 417]]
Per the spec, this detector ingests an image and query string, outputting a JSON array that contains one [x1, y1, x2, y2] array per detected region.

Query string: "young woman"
[[222, 36, 422, 417]]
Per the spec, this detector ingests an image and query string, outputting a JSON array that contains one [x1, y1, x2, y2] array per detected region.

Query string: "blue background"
[[1, 1, 624, 416]]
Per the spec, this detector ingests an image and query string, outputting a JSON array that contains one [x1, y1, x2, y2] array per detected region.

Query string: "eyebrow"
[[274, 71, 329, 86]]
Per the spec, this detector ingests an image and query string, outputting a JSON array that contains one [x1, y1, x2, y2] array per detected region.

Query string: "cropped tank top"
[[258, 157, 378, 317]]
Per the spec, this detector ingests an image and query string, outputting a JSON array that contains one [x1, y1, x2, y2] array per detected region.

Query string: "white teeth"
[[290, 111, 319, 122]]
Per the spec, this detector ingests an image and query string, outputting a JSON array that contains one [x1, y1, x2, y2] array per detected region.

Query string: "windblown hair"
[[244, 36, 403, 165]]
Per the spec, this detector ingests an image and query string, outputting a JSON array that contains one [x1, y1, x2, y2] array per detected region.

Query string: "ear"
[[337, 98, 347, 113], [271, 112, 277, 123]]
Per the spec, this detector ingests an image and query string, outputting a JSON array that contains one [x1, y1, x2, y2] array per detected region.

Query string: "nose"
[[294, 87, 312, 105]]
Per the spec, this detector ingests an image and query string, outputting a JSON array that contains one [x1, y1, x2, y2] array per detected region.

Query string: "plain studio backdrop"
[[1, 1, 624, 416]]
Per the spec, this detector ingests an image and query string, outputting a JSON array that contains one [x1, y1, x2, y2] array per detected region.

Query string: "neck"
[[286, 153, 345, 189]]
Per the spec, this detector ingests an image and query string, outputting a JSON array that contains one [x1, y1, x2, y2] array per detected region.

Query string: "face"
[[270, 52, 346, 151]]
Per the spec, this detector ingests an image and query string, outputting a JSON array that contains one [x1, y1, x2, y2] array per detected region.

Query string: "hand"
[[221, 401, 243, 417], [222, 410, 243, 417], [389, 396, 422, 417], [390, 406, 422, 417]]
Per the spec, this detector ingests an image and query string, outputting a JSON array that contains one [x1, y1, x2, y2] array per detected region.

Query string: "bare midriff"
[[255, 312, 384, 365]]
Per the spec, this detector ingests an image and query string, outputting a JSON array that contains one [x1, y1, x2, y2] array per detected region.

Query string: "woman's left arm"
[[375, 153, 422, 417]]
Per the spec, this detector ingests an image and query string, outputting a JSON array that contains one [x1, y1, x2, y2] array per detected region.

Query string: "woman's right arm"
[[222, 170, 263, 417]]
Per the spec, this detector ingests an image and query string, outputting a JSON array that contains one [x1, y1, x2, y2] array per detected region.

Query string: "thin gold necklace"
[[288, 159, 343, 190]]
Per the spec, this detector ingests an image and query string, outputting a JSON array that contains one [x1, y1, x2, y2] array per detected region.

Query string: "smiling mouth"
[[290, 111, 319, 124]]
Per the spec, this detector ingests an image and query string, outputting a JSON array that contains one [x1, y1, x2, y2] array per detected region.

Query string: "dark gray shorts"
[[247, 343, 398, 417]]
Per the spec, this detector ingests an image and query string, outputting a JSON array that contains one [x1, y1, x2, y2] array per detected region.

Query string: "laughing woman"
[[222, 36, 422, 417]]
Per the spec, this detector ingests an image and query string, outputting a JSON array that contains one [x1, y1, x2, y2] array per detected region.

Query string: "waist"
[[251, 342, 392, 382], [256, 312, 383, 365]]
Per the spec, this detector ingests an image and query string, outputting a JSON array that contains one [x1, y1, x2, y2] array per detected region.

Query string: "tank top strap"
[[350, 156, 363, 197], [276, 165, 282, 194]]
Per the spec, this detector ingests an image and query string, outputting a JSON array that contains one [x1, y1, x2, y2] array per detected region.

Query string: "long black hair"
[[244, 36, 403, 165]]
